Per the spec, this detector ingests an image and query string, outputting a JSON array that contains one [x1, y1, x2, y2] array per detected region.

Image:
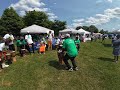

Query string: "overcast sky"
[[0, 0, 120, 31]]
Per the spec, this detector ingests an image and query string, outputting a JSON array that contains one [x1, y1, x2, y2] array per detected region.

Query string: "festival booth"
[[21, 24, 54, 34], [77, 28, 91, 42], [59, 29, 79, 39], [21, 24, 54, 51]]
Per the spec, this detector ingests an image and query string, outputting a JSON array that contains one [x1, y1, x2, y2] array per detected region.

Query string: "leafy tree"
[[76, 26, 83, 30], [51, 20, 67, 35], [1, 7, 24, 35], [99, 29, 104, 34], [99, 29, 108, 34], [23, 10, 49, 27], [89, 25, 98, 33], [82, 26, 89, 32]]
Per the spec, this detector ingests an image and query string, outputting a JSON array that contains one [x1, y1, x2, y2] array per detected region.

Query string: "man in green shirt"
[[62, 34, 78, 71]]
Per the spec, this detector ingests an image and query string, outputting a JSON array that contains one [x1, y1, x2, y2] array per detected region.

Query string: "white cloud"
[[96, 0, 112, 4], [9, 0, 57, 20], [47, 12, 58, 20], [72, 19, 84, 27], [85, 7, 120, 25], [73, 19, 84, 23], [71, 7, 120, 27], [107, 0, 112, 3]]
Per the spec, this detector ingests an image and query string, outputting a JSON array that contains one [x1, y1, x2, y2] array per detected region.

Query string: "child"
[[57, 42, 64, 65], [39, 41, 46, 54], [74, 36, 80, 52]]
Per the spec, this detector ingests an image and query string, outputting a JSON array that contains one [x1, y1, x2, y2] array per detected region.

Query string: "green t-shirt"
[[63, 38, 78, 57], [21, 39, 27, 45], [16, 40, 22, 47], [74, 39, 80, 45]]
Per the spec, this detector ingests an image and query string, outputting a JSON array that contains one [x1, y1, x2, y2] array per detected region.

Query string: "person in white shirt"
[[25, 31, 34, 53], [48, 31, 53, 50], [3, 32, 15, 51], [0, 42, 9, 69]]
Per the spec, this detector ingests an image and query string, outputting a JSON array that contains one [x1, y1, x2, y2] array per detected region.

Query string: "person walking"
[[62, 34, 78, 71]]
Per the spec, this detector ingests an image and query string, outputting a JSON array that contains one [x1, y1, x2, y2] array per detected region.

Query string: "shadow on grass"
[[103, 44, 112, 47], [98, 57, 114, 62], [49, 60, 65, 70]]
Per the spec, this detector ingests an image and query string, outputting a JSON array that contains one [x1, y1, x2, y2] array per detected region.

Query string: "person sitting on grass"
[[0, 41, 9, 69], [112, 35, 120, 63], [62, 34, 78, 71], [74, 36, 80, 52]]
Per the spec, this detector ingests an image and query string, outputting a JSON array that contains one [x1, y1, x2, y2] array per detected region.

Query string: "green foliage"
[[82, 26, 89, 31], [23, 10, 49, 27], [100, 29, 108, 34], [89, 25, 99, 33], [0, 7, 24, 35], [76, 26, 83, 30], [51, 20, 67, 35], [76, 25, 99, 33]]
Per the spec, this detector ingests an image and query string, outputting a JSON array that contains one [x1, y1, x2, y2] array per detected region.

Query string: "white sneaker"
[[68, 68, 73, 72], [73, 67, 78, 71], [2, 64, 9, 68], [4, 65, 9, 68]]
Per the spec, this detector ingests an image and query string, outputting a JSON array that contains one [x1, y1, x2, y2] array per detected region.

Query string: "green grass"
[[0, 40, 120, 90]]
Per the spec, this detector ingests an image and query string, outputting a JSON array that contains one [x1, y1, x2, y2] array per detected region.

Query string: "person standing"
[[48, 31, 53, 50], [74, 36, 80, 52], [112, 35, 120, 63], [62, 34, 78, 71], [25, 31, 34, 53], [3, 32, 15, 51]]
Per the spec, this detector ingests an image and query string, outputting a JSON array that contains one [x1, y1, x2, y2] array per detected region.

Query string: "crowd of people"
[[1, 30, 120, 71], [0, 31, 81, 71]]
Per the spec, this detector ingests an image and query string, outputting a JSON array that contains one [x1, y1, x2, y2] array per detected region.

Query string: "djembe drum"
[[6, 52, 12, 64], [21, 49, 26, 56], [11, 51, 16, 62], [0, 51, 7, 62], [6, 53, 11, 60]]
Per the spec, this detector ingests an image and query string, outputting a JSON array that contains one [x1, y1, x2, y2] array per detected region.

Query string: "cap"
[[65, 34, 70, 37]]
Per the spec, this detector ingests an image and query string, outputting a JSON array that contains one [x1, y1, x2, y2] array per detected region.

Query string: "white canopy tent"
[[77, 28, 91, 34], [59, 28, 79, 34], [77, 28, 91, 42], [21, 24, 54, 34]]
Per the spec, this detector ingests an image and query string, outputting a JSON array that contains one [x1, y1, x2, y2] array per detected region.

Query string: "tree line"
[[0, 7, 66, 36], [0, 7, 108, 36], [76, 26, 108, 34]]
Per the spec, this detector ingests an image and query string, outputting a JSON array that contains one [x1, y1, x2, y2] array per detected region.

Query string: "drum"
[[6, 53, 11, 60], [11, 51, 16, 62], [11, 51, 16, 57], [21, 49, 26, 56], [0, 51, 7, 60]]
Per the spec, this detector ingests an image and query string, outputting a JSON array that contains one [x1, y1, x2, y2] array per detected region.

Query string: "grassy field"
[[0, 40, 120, 90]]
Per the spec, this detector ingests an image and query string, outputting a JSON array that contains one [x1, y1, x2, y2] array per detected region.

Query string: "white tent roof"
[[77, 28, 90, 34], [21, 24, 54, 34], [59, 28, 78, 34]]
